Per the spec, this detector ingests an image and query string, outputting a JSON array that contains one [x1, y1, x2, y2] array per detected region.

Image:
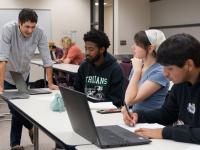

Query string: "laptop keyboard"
[[96, 125, 151, 148], [97, 126, 129, 146]]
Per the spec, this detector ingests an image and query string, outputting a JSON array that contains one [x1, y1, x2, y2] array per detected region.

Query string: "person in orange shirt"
[[54, 37, 84, 88], [57, 36, 84, 65]]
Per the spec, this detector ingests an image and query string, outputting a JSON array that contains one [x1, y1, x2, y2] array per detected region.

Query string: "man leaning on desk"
[[0, 8, 58, 150], [122, 33, 200, 144], [74, 29, 126, 108]]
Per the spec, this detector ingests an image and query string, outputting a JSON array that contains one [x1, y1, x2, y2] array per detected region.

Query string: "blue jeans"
[[5, 80, 33, 147]]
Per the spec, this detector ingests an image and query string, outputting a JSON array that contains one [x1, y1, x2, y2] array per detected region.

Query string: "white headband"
[[145, 29, 166, 52]]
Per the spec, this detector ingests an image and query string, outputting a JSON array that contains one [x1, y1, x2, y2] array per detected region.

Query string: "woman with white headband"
[[122, 29, 169, 112]]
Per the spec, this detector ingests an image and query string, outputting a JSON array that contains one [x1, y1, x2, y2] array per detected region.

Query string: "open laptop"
[[10, 71, 52, 95], [0, 71, 52, 100], [0, 90, 30, 100], [59, 85, 151, 149]]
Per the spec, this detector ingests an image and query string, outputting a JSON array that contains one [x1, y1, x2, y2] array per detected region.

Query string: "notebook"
[[59, 85, 151, 149], [10, 71, 51, 95]]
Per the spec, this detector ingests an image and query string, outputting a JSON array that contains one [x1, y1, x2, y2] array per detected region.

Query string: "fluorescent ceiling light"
[[95, 2, 107, 6]]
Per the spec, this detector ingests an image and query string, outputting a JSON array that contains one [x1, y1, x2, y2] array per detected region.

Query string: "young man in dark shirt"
[[122, 33, 200, 144], [74, 29, 125, 108]]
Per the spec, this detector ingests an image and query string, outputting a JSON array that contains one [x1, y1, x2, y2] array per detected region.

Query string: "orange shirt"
[[63, 44, 84, 65]]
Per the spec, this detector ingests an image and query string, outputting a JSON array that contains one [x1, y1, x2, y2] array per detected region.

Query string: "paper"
[[186, 146, 200, 150], [119, 123, 165, 132]]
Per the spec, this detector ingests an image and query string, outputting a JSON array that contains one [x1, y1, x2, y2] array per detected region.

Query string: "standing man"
[[122, 33, 200, 144], [0, 8, 58, 150], [74, 29, 125, 108]]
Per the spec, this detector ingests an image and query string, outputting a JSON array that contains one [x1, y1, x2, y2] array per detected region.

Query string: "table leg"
[[34, 126, 39, 150], [44, 68, 47, 88]]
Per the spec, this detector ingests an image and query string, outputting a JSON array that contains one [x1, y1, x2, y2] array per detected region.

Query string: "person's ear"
[[148, 45, 156, 54], [18, 21, 22, 26], [100, 47, 105, 54], [186, 59, 195, 72]]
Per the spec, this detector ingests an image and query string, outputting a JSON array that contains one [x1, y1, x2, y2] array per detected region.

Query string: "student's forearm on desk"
[[0, 61, 6, 91], [63, 58, 71, 64], [163, 125, 200, 144]]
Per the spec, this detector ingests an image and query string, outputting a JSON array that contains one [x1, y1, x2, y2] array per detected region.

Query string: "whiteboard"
[[0, 9, 52, 53]]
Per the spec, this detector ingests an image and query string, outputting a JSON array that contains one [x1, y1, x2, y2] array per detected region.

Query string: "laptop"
[[59, 85, 151, 149], [0, 90, 30, 100], [10, 71, 52, 95], [0, 71, 52, 100]]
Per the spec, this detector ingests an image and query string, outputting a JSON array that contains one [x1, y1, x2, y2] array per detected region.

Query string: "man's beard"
[[86, 52, 101, 63]]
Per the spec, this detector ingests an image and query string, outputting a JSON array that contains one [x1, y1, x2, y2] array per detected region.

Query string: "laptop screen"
[[10, 71, 29, 93], [10, 71, 51, 95], [59, 85, 100, 145]]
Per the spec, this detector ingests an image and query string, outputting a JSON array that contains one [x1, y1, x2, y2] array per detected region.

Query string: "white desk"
[[3, 91, 89, 150], [31, 59, 79, 74], [53, 63, 79, 74], [3, 91, 197, 150], [31, 59, 79, 87], [2, 91, 121, 150], [76, 140, 199, 150]]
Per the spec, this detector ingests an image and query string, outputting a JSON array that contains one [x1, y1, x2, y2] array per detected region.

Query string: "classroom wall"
[[150, 0, 200, 40], [0, 0, 90, 50], [114, 0, 150, 55]]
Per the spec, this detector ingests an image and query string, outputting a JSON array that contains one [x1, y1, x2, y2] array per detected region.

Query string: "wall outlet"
[[120, 40, 127, 45]]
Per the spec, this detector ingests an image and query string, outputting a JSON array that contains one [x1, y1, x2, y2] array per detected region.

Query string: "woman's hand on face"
[[131, 57, 143, 72]]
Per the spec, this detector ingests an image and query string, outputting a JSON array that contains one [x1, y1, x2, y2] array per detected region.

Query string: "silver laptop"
[[0, 90, 30, 100], [59, 85, 151, 149], [10, 71, 52, 95], [0, 71, 52, 100]]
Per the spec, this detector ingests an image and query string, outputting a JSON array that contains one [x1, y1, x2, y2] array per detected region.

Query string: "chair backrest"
[[120, 62, 132, 80]]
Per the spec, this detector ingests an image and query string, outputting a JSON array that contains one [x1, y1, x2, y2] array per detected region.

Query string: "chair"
[[120, 62, 132, 80], [53, 70, 75, 87], [119, 61, 132, 89]]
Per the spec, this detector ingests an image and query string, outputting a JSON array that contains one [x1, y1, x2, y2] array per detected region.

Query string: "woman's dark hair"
[[134, 31, 151, 51], [18, 8, 38, 24], [157, 33, 200, 67], [83, 29, 110, 55]]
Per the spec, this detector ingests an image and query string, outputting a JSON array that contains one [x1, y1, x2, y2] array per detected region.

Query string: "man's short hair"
[[18, 8, 38, 24], [83, 29, 110, 54], [157, 33, 200, 67]]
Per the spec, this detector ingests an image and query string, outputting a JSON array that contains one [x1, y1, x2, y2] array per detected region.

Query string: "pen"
[[124, 102, 132, 118]]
